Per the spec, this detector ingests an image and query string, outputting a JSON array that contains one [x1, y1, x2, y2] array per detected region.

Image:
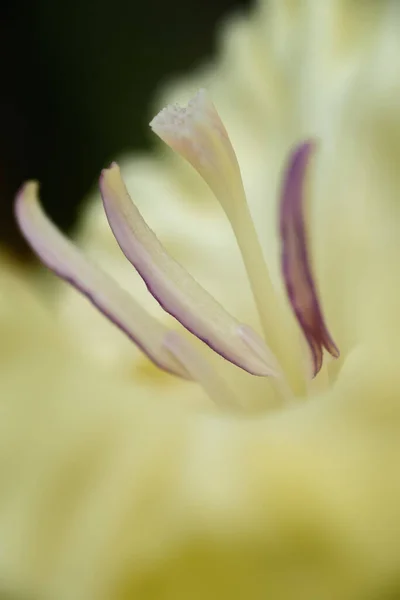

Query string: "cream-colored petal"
[[2, 342, 399, 600]]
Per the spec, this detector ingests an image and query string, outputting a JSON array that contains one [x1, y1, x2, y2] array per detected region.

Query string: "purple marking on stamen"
[[100, 166, 275, 378], [280, 141, 340, 377], [143, 280, 266, 377], [14, 186, 191, 380], [58, 273, 191, 380]]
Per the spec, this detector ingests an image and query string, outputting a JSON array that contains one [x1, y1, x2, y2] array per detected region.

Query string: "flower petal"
[[280, 141, 340, 377], [100, 163, 276, 377], [14, 182, 190, 379]]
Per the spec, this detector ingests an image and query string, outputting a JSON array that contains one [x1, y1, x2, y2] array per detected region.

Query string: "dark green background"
[[1, 0, 249, 255]]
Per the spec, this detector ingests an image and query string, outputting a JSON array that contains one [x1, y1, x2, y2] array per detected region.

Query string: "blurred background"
[[1, 0, 250, 256]]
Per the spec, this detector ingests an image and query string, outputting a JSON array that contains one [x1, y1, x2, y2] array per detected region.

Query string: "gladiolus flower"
[[6, 1, 400, 599]]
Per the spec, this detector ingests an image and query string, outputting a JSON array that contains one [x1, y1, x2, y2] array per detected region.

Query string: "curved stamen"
[[100, 163, 277, 378], [280, 141, 340, 377], [15, 182, 191, 379]]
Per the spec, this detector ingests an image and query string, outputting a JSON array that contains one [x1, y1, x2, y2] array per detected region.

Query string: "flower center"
[[15, 90, 339, 411]]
